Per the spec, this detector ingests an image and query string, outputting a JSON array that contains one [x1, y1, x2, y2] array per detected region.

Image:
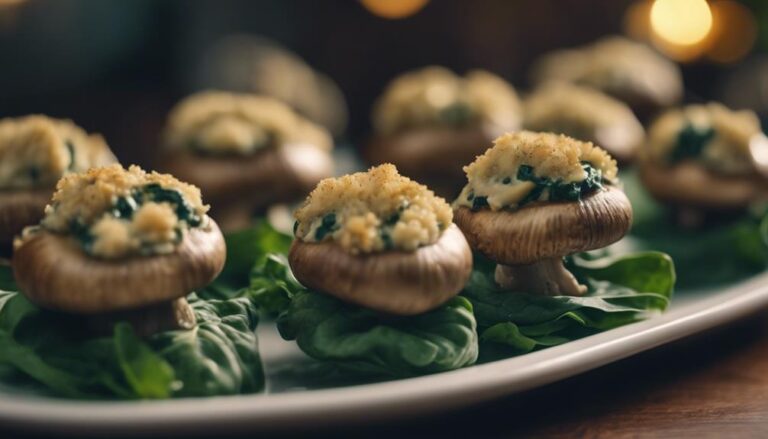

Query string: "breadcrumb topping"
[[163, 91, 332, 155], [0, 115, 116, 189], [531, 36, 682, 107], [455, 131, 618, 211], [294, 164, 452, 254], [24, 164, 209, 259], [646, 103, 761, 175], [524, 82, 644, 147], [372, 66, 521, 135]]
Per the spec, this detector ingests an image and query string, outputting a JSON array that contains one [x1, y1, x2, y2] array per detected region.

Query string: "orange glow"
[[650, 0, 713, 46], [359, 0, 429, 19], [706, 1, 757, 63], [624, 0, 653, 41]]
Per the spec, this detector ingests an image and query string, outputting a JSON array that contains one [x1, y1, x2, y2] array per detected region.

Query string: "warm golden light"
[[706, 0, 757, 64], [359, 0, 429, 19], [650, 0, 713, 46]]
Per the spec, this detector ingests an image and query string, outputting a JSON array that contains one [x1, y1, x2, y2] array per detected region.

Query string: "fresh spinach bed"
[[0, 221, 677, 398]]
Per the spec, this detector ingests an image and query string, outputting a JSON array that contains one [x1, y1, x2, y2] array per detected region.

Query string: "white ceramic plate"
[[1, 271, 767, 436]]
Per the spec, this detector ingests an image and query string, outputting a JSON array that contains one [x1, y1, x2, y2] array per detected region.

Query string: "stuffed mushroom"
[[524, 82, 645, 163], [0, 115, 116, 248], [367, 66, 521, 198], [160, 91, 334, 231], [530, 36, 682, 118], [12, 164, 225, 336], [638, 103, 768, 220], [453, 131, 632, 296], [290, 163, 473, 315]]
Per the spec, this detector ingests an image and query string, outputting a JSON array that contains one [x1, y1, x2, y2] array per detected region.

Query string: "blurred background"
[[0, 0, 766, 165]]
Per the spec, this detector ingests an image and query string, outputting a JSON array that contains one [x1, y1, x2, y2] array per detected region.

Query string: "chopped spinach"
[[438, 102, 474, 126], [314, 213, 338, 240], [112, 196, 137, 219], [65, 140, 76, 171], [472, 196, 489, 210], [502, 177, 512, 185], [670, 123, 715, 163], [517, 162, 603, 204], [142, 184, 202, 227]]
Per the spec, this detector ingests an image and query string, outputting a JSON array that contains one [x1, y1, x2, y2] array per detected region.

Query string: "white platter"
[[1, 271, 767, 436]]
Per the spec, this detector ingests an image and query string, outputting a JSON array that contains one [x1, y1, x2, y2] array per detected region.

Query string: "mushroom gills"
[[85, 297, 197, 337], [495, 257, 587, 296]]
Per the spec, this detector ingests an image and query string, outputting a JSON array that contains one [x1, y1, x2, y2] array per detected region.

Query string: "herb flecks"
[[671, 123, 715, 163], [314, 213, 338, 240]]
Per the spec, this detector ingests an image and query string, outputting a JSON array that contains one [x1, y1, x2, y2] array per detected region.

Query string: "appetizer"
[[13, 164, 224, 334], [0, 115, 116, 248], [530, 36, 682, 118], [639, 103, 768, 217], [3, 164, 263, 398], [367, 66, 521, 197], [278, 164, 478, 376], [524, 82, 645, 163], [454, 131, 632, 296], [453, 132, 674, 354], [161, 91, 334, 231]]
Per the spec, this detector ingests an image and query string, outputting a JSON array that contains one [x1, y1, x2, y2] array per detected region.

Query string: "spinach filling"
[[467, 162, 604, 211], [314, 213, 338, 240], [68, 184, 203, 254], [670, 122, 715, 163], [438, 102, 474, 127]]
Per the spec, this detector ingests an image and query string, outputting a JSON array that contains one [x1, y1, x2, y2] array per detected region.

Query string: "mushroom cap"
[[162, 142, 333, 212], [288, 224, 473, 315], [639, 160, 768, 210], [366, 123, 502, 196], [454, 186, 632, 265], [12, 219, 226, 313], [0, 188, 50, 245]]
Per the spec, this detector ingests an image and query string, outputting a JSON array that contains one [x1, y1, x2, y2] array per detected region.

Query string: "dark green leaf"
[[278, 291, 478, 377]]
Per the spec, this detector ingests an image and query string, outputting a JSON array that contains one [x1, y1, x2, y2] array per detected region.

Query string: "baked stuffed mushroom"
[[13, 164, 225, 336], [530, 36, 682, 118], [278, 164, 477, 376], [638, 103, 768, 219], [161, 91, 334, 231], [367, 66, 521, 197], [454, 132, 632, 296], [524, 82, 645, 163], [0, 115, 116, 248], [290, 163, 473, 315]]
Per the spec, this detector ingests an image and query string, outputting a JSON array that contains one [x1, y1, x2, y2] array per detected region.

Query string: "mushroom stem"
[[86, 297, 197, 337], [494, 258, 587, 296]]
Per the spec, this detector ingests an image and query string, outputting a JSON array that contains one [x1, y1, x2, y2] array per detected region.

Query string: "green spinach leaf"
[[0, 283, 263, 399], [277, 291, 479, 377], [464, 252, 674, 357]]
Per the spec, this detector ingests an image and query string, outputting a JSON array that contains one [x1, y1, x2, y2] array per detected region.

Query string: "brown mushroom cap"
[[366, 123, 502, 197], [0, 188, 51, 245], [638, 160, 768, 210], [288, 224, 473, 315], [162, 142, 333, 213], [12, 219, 226, 314], [454, 186, 633, 265]]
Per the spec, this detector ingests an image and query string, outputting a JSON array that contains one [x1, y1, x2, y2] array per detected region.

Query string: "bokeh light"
[[359, 0, 429, 19], [706, 1, 758, 64], [650, 0, 712, 46]]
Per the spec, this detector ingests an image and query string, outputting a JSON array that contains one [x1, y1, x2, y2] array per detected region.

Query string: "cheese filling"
[[0, 115, 115, 189], [18, 164, 210, 259], [646, 103, 761, 176], [294, 164, 452, 254], [372, 66, 521, 135], [163, 91, 332, 156], [455, 131, 617, 211]]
